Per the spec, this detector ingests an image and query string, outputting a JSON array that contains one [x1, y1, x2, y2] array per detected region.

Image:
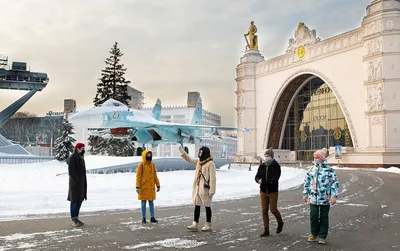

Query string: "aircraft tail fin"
[[152, 98, 162, 121], [190, 97, 202, 125]]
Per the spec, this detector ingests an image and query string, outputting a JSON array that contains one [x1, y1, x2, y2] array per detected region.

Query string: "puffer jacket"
[[302, 161, 339, 206]]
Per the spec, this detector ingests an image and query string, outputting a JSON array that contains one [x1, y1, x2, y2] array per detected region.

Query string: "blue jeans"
[[70, 201, 83, 220], [141, 200, 155, 218]]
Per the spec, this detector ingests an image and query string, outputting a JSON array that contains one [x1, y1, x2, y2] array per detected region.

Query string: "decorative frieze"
[[366, 83, 384, 112]]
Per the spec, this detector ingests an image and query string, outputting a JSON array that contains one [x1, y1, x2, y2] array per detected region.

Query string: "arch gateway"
[[235, 0, 400, 167]]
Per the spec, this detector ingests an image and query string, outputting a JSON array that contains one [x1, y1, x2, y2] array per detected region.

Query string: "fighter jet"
[[69, 98, 250, 154]]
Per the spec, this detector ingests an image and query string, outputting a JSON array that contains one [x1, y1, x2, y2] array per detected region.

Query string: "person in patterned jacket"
[[302, 149, 339, 245]]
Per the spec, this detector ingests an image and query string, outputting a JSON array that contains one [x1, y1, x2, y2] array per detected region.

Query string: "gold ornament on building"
[[333, 127, 342, 140], [300, 131, 307, 142], [244, 21, 259, 51], [297, 45, 306, 58]]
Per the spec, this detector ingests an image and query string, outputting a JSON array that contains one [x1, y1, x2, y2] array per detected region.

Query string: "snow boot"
[[142, 218, 146, 224], [201, 222, 212, 232], [187, 221, 198, 231], [318, 239, 326, 245], [308, 235, 318, 242], [260, 230, 270, 237], [150, 217, 158, 223]]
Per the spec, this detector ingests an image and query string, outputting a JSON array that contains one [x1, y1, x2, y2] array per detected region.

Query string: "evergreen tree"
[[93, 41, 132, 106], [88, 136, 135, 156], [53, 119, 76, 162]]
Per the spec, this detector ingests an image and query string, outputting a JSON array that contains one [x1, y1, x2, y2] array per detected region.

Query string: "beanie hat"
[[314, 150, 326, 161], [75, 142, 85, 149], [264, 147, 274, 158], [321, 148, 328, 156]]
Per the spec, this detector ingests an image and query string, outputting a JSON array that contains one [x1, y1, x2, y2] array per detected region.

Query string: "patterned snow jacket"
[[302, 161, 339, 206]]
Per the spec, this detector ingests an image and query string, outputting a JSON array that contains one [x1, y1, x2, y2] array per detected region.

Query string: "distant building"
[[64, 99, 76, 113], [127, 86, 145, 109]]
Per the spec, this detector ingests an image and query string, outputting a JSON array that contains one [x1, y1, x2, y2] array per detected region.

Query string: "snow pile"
[[376, 167, 400, 174], [0, 159, 306, 221]]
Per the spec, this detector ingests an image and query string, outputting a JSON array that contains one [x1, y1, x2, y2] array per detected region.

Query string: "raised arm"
[[179, 146, 198, 166]]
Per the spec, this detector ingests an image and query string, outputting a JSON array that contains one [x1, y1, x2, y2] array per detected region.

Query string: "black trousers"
[[194, 205, 212, 223]]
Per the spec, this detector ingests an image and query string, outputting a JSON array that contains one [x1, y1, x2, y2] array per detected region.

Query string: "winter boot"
[[276, 221, 284, 233], [142, 218, 147, 224], [187, 221, 198, 231], [150, 217, 158, 223], [71, 219, 81, 227], [318, 239, 326, 245], [259, 230, 270, 237], [307, 235, 318, 242], [201, 222, 212, 232], [77, 219, 84, 226]]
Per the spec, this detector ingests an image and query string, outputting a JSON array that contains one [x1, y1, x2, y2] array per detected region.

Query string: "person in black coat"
[[254, 147, 284, 237], [67, 142, 87, 227]]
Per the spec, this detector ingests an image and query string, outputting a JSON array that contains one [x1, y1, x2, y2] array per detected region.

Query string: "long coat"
[[135, 150, 160, 201], [179, 147, 216, 207], [67, 151, 87, 202]]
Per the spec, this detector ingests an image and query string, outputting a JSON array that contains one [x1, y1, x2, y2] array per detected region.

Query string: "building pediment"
[[286, 22, 321, 52]]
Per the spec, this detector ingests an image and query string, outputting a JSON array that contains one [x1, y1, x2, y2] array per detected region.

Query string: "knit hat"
[[264, 147, 274, 158], [75, 142, 85, 149], [321, 148, 328, 157], [314, 150, 326, 161]]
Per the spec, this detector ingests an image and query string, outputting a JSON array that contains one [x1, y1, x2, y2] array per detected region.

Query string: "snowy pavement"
[[0, 169, 399, 251], [0, 162, 306, 221]]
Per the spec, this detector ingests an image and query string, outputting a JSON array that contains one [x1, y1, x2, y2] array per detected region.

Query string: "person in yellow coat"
[[136, 150, 160, 224]]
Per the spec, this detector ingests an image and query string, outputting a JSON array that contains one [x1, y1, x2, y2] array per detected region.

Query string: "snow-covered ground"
[[376, 167, 400, 174], [0, 158, 307, 221]]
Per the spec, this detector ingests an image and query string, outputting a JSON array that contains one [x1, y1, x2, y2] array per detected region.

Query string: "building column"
[[235, 50, 264, 160], [362, 0, 400, 165]]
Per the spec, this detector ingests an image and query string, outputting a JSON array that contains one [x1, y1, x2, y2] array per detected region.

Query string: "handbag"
[[200, 169, 210, 189]]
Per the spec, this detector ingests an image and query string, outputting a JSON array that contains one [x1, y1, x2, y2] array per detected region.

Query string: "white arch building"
[[235, 0, 400, 167]]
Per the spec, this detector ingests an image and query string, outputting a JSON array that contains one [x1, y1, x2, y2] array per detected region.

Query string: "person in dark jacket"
[[67, 142, 87, 227], [255, 147, 284, 237]]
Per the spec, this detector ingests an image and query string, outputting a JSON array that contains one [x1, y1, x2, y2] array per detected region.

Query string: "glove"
[[136, 188, 140, 194], [157, 187, 160, 192]]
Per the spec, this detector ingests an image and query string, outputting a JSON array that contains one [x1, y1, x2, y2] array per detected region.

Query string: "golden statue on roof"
[[244, 21, 258, 51]]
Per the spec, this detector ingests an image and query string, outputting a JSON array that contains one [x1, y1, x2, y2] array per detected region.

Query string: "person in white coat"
[[179, 145, 216, 232]]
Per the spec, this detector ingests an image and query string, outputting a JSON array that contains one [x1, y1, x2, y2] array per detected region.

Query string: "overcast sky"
[[0, 0, 371, 126]]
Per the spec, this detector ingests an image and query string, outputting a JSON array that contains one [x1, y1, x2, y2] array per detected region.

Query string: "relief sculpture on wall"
[[365, 38, 382, 55], [367, 59, 382, 81], [367, 84, 384, 112]]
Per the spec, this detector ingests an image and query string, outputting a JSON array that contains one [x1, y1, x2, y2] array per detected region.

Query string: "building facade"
[[236, 0, 400, 167], [127, 86, 145, 109]]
